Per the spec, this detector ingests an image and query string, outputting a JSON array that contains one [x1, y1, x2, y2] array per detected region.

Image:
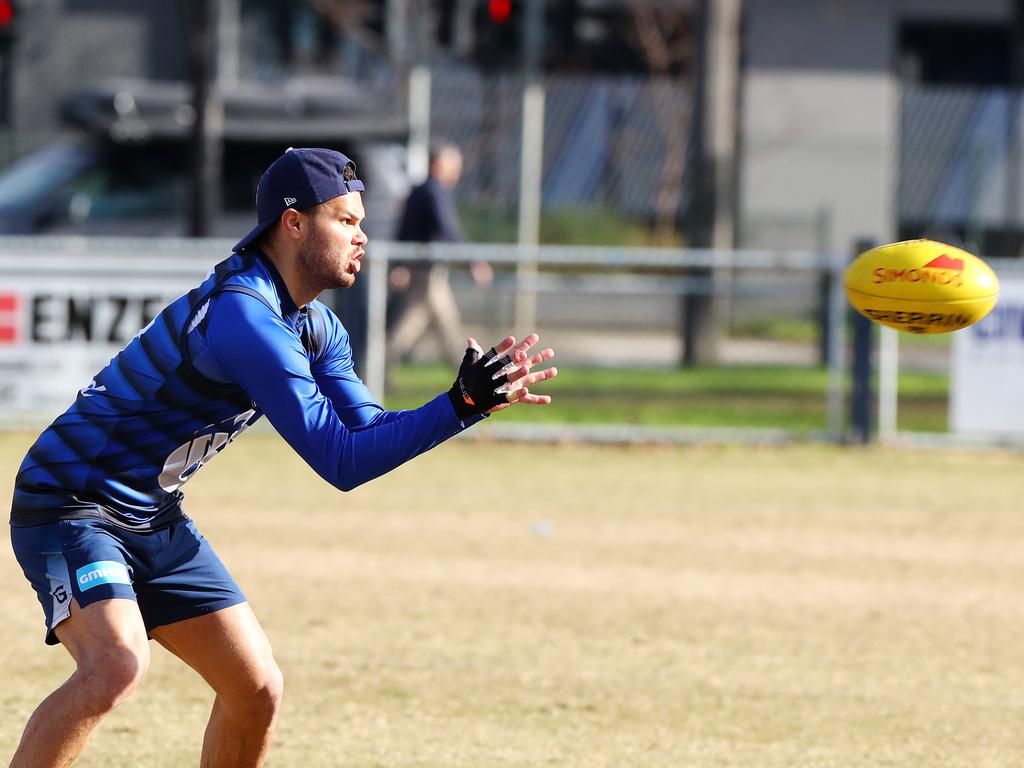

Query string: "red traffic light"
[[0, 1, 13, 26], [488, 0, 511, 24]]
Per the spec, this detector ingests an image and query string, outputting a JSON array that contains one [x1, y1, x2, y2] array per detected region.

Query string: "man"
[[7, 148, 556, 767], [388, 142, 493, 365]]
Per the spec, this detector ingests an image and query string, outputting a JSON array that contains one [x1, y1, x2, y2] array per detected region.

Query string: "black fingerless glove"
[[447, 346, 512, 420]]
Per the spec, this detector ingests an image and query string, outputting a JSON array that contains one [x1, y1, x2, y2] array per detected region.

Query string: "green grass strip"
[[384, 363, 950, 433]]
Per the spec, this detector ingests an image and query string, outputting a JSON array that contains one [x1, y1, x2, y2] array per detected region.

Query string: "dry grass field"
[[2, 431, 1024, 767]]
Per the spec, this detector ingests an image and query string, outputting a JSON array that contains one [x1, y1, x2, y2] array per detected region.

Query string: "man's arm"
[[308, 305, 486, 432], [205, 292, 471, 492]]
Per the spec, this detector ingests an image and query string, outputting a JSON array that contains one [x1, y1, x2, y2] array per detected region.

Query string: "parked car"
[[0, 77, 410, 239]]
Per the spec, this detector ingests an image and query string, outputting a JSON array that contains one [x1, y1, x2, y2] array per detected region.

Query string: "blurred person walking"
[[388, 142, 493, 366]]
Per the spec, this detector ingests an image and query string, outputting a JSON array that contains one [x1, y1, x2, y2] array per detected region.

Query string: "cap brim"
[[232, 218, 277, 253]]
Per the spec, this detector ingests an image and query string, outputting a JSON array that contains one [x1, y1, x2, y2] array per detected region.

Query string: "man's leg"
[[387, 263, 437, 366], [387, 295, 432, 364], [150, 602, 283, 768], [425, 264, 468, 366], [9, 598, 151, 768]]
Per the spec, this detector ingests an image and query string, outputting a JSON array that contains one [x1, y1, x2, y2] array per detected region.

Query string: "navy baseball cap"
[[233, 147, 366, 252]]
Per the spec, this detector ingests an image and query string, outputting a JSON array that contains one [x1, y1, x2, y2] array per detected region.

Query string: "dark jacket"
[[396, 176, 465, 243]]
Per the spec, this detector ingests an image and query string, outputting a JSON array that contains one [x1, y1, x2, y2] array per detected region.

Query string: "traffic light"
[[488, 0, 512, 25], [0, 0, 15, 127], [474, 0, 520, 69], [0, 0, 16, 39]]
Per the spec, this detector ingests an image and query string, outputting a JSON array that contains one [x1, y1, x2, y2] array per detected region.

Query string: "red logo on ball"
[[922, 254, 964, 271]]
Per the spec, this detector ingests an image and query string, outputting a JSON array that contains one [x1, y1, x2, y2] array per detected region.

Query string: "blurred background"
[[2, 0, 1024, 445]]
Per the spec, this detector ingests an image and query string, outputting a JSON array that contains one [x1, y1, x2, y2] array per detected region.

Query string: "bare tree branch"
[[627, 0, 695, 243], [310, 0, 385, 50], [629, 0, 671, 73]]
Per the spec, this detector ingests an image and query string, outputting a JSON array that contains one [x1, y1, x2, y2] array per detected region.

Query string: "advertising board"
[[950, 277, 1024, 435], [0, 240, 222, 425]]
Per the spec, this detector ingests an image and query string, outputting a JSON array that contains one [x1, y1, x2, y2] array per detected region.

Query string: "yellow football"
[[843, 239, 999, 334]]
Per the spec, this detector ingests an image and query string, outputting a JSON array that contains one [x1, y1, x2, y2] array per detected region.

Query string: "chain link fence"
[[900, 84, 1024, 259], [3, 236, 1023, 445], [428, 66, 693, 246]]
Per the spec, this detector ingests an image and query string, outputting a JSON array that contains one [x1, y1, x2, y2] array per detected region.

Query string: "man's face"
[[433, 149, 463, 187], [297, 192, 368, 291]]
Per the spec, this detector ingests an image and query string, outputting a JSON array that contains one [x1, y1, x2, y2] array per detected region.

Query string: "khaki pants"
[[387, 264, 465, 367]]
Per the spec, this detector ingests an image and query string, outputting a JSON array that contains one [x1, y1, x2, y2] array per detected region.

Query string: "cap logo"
[[283, 197, 297, 206]]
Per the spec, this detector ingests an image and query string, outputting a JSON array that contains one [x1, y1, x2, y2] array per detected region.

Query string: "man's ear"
[[279, 209, 305, 242]]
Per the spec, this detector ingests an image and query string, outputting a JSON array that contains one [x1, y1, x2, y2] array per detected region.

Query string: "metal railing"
[[4, 235, 1023, 446]]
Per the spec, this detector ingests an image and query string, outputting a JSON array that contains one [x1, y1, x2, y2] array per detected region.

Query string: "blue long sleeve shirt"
[[11, 251, 479, 531]]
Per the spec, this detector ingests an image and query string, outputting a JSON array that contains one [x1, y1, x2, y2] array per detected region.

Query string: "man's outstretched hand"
[[446, 334, 557, 420]]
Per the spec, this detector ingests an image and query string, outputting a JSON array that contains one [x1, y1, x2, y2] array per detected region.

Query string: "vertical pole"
[[453, 0, 476, 56], [523, 0, 544, 74], [1007, 0, 1024, 256], [217, 0, 240, 85], [407, 65, 431, 184], [515, 83, 544, 333], [817, 268, 833, 366], [878, 58, 901, 437], [185, 0, 223, 238], [708, 0, 741, 253], [516, 0, 545, 334], [684, 0, 710, 367], [387, 0, 410, 64], [825, 248, 846, 440], [0, 33, 13, 133], [815, 206, 834, 366], [364, 244, 389, 401], [689, 0, 709, 250], [849, 238, 876, 444], [877, 326, 899, 441], [683, 0, 741, 365]]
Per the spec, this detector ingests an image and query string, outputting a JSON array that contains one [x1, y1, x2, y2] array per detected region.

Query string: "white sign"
[[951, 277, 1024, 434], [0, 241, 223, 425]]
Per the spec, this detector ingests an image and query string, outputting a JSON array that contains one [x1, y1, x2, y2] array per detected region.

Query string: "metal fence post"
[[815, 207, 834, 366], [817, 267, 834, 367], [407, 65, 431, 183], [364, 242, 389, 402], [849, 238, 876, 444], [682, 268, 717, 366], [825, 248, 847, 441], [515, 80, 544, 333], [877, 327, 899, 442]]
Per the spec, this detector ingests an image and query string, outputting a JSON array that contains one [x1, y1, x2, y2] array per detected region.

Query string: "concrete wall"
[[740, 0, 1010, 254]]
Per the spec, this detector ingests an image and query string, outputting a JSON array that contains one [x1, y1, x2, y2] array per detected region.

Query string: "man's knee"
[[56, 599, 151, 715], [257, 663, 285, 721], [78, 643, 150, 714], [224, 661, 284, 727]]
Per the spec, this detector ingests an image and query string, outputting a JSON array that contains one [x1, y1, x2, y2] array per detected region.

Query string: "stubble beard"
[[298, 226, 355, 292]]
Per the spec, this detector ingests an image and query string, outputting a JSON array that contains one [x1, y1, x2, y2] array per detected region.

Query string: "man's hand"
[[469, 260, 494, 289], [447, 334, 557, 420], [478, 334, 556, 414]]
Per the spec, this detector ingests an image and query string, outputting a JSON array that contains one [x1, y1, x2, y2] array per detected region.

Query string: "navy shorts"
[[10, 517, 246, 645]]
